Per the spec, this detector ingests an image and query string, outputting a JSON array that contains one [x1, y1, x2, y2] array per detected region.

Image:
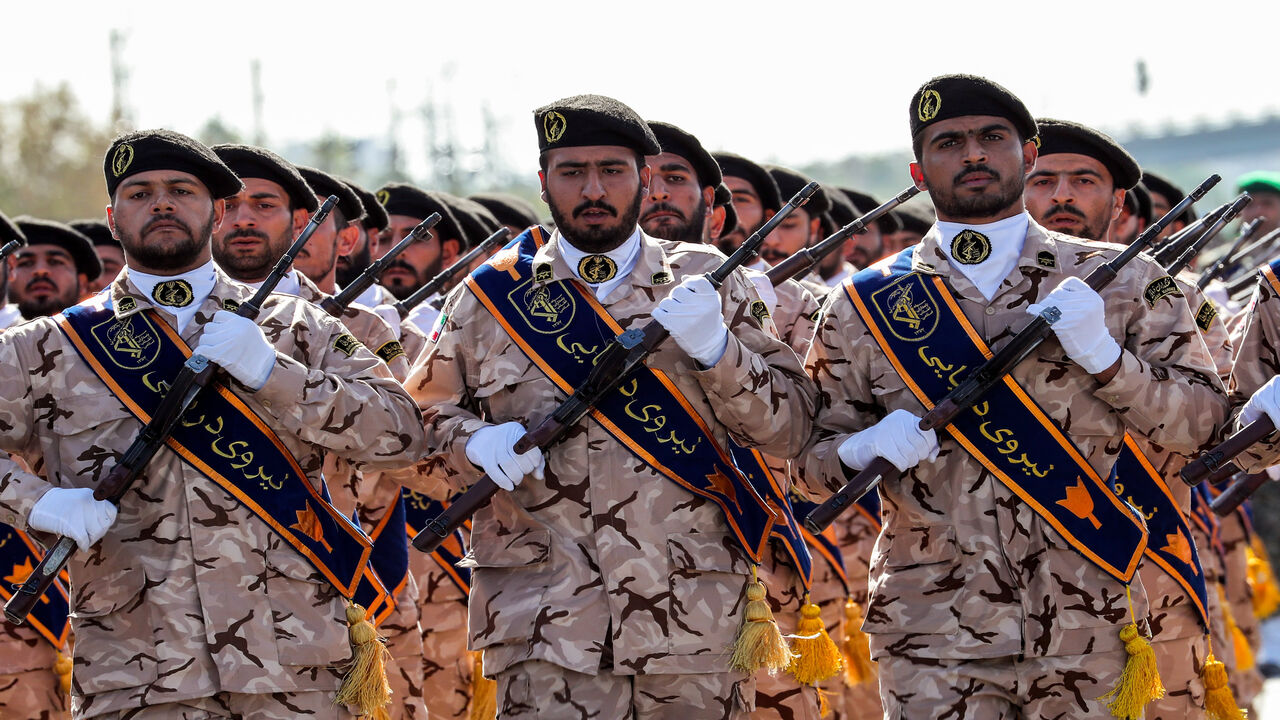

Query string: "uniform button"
[[262, 400, 272, 408], [985, 307, 996, 315]]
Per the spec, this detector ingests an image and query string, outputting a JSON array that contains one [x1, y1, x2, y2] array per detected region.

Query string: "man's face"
[[1240, 190, 1280, 238], [8, 246, 86, 319], [336, 225, 376, 288], [909, 115, 1035, 223], [844, 224, 884, 268], [292, 200, 358, 289], [1112, 202, 1144, 246], [640, 152, 711, 244], [721, 176, 770, 251], [378, 214, 457, 300], [1024, 153, 1122, 242], [213, 177, 306, 282], [108, 170, 223, 274], [88, 244, 125, 293], [760, 208, 819, 265], [1147, 191, 1184, 240], [539, 145, 648, 253]]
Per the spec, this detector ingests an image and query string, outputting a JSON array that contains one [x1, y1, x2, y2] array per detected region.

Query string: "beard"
[[17, 282, 79, 320], [1043, 202, 1108, 241], [927, 163, 1024, 220], [212, 225, 292, 281], [641, 197, 707, 244], [381, 257, 440, 301], [549, 188, 643, 253], [335, 237, 372, 288], [119, 211, 213, 272]]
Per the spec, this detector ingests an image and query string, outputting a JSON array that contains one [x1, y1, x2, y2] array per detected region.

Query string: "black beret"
[[713, 183, 738, 237], [294, 166, 364, 225], [713, 152, 782, 214], [765, 165, 831, 218], [824, 188, 858, 235], [647, 121, 721, 188], [838, 188, 903, 234], [340, 177, 389, 232], [1124, 182, 1153, 225], [104, 129, 242, 200], [1141, 171, 1197, 224], [534, 94, 659, 156], [14, 217, 102, 280], [211, 144, 318, 212], [1033, 119, 1141, 191], [894, 202, 937, 235], [0, 209, 26, 247], [469, 192, 540, 231], [440, 193, 504, 249], [909, 74, 1037, 144], [68, 218, 119, 249], [374, 183, 466, 243]]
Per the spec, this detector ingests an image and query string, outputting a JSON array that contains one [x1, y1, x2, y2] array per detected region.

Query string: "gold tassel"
[[842, 598, 876, 686], [1098, 622, 1165, 718], [816, 684, 832, 717], [334, 603, 392, 719], [469, 650, 497, 720], [1201, 652, 1247, 720], [53, 650, 72, 696], [1247, 537, 1280, 619], [787, 598, 843, 684], [1218, 585, 1256, 672], [730, 567, 794, 674]]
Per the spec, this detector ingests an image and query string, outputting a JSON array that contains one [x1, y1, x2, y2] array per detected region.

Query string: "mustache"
[[222, 228, 270, 242], [573, 199, 618, 218], [1046, 203, 1087, 220], [954, 164, 1001, 185], [641, 202, 686, 222], [381, 259, 417, 278], [25, 278, 57, 292], [143, 214, 194, 237], [759, 246, 788, 263]]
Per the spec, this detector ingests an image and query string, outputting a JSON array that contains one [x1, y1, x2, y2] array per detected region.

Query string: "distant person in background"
[[9, 217, 100, 320], [71, 218, 125, 294], [1236, 171, 1280, 239], [1142, 171, 1196, 241], [470, 192, 540, 238], [712, 151, 782, 257], [882, 202, 934, 255], [1111, 181, 1153, 246], [337, 177, 393, 305]]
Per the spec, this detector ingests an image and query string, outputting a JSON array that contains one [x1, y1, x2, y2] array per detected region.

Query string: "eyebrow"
[[119, 176, 200, 191], [929, 122, 1014, 145], [248, 191, 285, 200], [1028, 168, 1105, 180], [659, 162, 693, 174], [16, 248, 72, 260]]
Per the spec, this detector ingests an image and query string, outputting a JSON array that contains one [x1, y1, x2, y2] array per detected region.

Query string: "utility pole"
[[251, 59, 265, 146], [109, 29, 132, 129]]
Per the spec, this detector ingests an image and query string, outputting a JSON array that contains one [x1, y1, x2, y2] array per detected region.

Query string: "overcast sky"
[[4, 0, 1274, 182]]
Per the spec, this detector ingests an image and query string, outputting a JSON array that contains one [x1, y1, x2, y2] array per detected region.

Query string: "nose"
[[961, 136, 987, 165], [582, 170, 606, 201], [648, 177, 669, 203], [1050, 176, 1074, 205]]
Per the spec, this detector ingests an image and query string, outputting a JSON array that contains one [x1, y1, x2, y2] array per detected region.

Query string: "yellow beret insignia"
[[111, 143, 135, 178], [918, 89, 941, 122], [1143, 276, 1182, 308], [375, 340, 406, 363], [333, 333, 362, 357], [543, 111, 567, 144], [376, 189, 391, 207], [1195, 300, 1218, 331]]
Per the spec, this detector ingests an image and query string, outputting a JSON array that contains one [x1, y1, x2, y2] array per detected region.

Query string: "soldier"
[[1236, 171, 1280, 240], [1142, 171, 1196, 242], [373, 184, 467, 334], [0, 129, 426, 719], [1111, 182, 1152, 247], [799, 74, 1228, 718], [70, 219, 125, 294], [470, 192, 540, 239], [712, 151, 782, 258], [407, 94, 816, 718], [881, 202, 933, 256], [9, 218, 101, 320], [641, 121, 717, 245], [831, 188, 901, 283], [336, 177, 392, 304]]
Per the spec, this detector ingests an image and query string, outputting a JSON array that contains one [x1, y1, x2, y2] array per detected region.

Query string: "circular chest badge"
[[951, 229, 992, 265], [152, 279, 195, 307], [577, 255, 618, 284]]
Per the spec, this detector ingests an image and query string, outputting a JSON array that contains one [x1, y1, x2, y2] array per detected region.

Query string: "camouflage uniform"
[[0, 268, 427, 718], [799, 221, 1228, 717], [0, 621, 67, 719], [407, 229, 816, 717]]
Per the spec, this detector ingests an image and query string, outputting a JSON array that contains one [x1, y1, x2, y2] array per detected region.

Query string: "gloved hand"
[[837, 409, 940, 473], [465, 422, 545, 491], [194, 310, 277, 390], [652, 275, 729, 367], [1026, 276, 1122, 375], [1241, 375, 1280, 428], [28, 487, 117, 552]]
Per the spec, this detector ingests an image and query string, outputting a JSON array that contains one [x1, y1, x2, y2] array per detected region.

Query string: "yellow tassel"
[[1201, 652, 1247, 720], [53, 650, 72, 696], [1219, 585, 1256, 672], [1098, 623, 1165, 718], [816, 684, 832, 718], [334, 603, 392, 719], [730, 568, 794, 674], [842, 598, 876, 686], [787, 599, 843, 684], [469, 650, 497, 720], [1247, 538, 1280, 619]]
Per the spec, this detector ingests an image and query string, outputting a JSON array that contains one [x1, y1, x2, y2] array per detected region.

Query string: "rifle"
[[1207, 471, 1267, 516], [4, 196, 338, 625], [411, 182, 820, 553], [1223, 229, 1280, 299], [1180, 411, 1277, 488], [1164, 193, 1251, 277], [1152, 200, 1228, 268], [1198, 217, 1264, 290], [0, 238, 24, 263], [802, 175, 1220, 533], [765, 187, 921, 286], [319, 213, 441, 317], [394, 227, 511, 319]]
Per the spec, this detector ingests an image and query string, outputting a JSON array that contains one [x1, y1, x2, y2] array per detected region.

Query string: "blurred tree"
[[197, 116, 243, 147]]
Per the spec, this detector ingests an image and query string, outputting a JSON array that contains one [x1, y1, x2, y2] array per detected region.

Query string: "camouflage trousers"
[[877, 651, 1126, 720], [422, 619, 472, 718], [753, 671, 821, 720], [1145, 633, 1206, 720], [0, 667, 67, 719], [88, 691, 357, 719], [495, 660, 755, 719]]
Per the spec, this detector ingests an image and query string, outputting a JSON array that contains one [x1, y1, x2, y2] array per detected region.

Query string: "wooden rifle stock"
[[1210, 472, 1269, 516], [1180, 415, 1276, 488]]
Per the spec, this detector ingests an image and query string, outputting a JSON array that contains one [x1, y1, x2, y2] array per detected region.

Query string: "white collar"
[[245, 269, 302, 296], [936, 212, 1029, 301], [557, 227, 643, 301], [127, 260, 219, 334]]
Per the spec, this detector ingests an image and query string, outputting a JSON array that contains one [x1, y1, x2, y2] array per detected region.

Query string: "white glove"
[[1241, 375, 1280, 428], [194, 310, 277, 390], [837, 409, 940, 473], [370, 304, 403, 340], [1026, 277, 1122, 375], [28, 487, 117, 552], [465, 422, 545, 491], [651, 275, 729, 367]]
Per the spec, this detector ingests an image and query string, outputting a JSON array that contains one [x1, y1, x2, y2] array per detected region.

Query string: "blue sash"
[[467, 227, 778, 562], [358, 494, 408, 624], [403, 490, 471, 601], [0, 524, 70, 648], [845, 249, 1147, 583], [56, 296, 378, 603], [727, 446, 812, 588]]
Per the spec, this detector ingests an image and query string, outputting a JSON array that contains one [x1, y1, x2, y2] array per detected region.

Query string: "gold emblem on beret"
[[1032, 135, 1042, 149], [950, 229, 991, 265], [376, 189, 391, 207], [918, 89, 942, 122], [544, 111, 567, 144], [577, 255, 617, 284], [111, 143, 135, 178], [151, 279, 194, 307]]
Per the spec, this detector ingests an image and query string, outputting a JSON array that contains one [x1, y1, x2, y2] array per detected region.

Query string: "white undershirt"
[[557, 227, 642, 301], [246, 269, 302, 297], [128, 260, 218, 334], [936, 213, 1029, 301]]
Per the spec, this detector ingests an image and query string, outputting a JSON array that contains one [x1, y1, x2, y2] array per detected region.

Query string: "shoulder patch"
[[750, 299, 771, 322], [651, 270, 672, 285], [1143, 276, 1183, 308], [223, 299, 240, 312], [1195, 299, 1218, 332], [375, 340, 406, 363], [1036, 250, 1057, 269], [533, 263, 553, 283], [116, 296, 137, 313], [333, 333, 362, 357]]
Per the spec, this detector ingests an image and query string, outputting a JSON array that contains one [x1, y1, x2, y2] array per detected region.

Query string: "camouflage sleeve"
[[1227, 274, 1280, 469], [691, 269, 816, 459], [773, 278, 820, 359], [0, 325, 59, 527], [399, 318, 429, 365], [1177, 273, 1234, 383], [1090, 257, 1228, 455], [253, 302, 426, 470]]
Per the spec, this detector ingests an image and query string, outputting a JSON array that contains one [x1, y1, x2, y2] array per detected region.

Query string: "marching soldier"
[[373, 183, 467, 334], [336, 177, 392, 304], [70, 219, 125, 294], [8, 218, 101, 319], [470, 193, 541, 239], [799, 74, 1228, 718], [0, 129, 426, 719], [407, 94, 815, 718]]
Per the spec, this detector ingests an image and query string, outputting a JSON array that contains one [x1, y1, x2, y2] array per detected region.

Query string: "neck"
[[935, 202, 1025, 226], [126, 251, 213, 277], [312, 269, 337, 295]]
